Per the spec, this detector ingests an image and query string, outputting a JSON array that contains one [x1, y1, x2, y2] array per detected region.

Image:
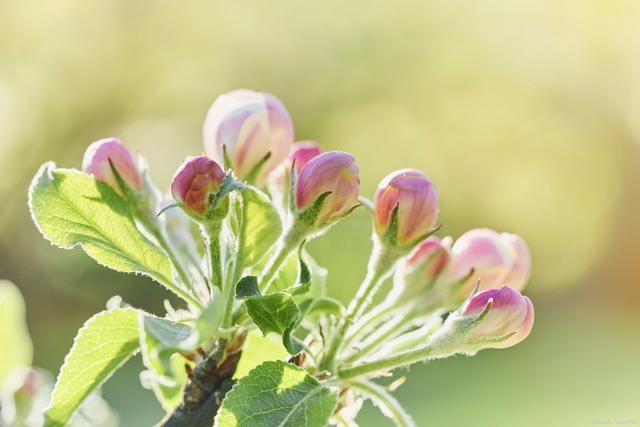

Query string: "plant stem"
[[321, 240, 399, 372], [345, 309, 417, 363], [338, 343, 453, 380], [202, 223, 223, 293], [350, 381, 416, 427], [259, 226, 305, 292], [223, 198, 247, 328]]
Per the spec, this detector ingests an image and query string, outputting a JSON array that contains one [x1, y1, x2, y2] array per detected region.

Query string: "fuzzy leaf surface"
[[29, 164, 174, 287], [215, 360, 337, 427]]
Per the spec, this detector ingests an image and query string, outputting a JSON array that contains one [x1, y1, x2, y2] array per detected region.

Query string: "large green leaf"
[[44, 308, 140, 427], [0, 280, 33, 385], [239, 188, 282, 267], [28, 163, 174, 288], [215, 360, 338, 427]]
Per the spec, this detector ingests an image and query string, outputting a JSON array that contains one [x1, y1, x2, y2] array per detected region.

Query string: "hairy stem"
[[202, 222, 223, 293], [350, 381, 416, 427], [259, 225, 305, 292], [338, 343, 453, 380], [321, 240, 399, 372]]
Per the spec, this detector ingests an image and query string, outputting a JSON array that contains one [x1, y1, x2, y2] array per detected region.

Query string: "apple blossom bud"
[[82, 137, 143, 195], [459, 285, 534, 350], [390, 236, 452, 305], [373, 169, 439, 247], [295, 151, 360, 225], [406, 236, 451, 282], [203, 89, 294, 184], [171, 156, 225, 218], [449, 228, 531, 294], [290, 141, 322, 175], [500, 233, 531, 290]]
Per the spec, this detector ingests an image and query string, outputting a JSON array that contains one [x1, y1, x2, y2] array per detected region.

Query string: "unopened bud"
[[82, 138, 143, 195], [171, 156, 226, 219], [203, 89, 294, 184], [294, 151, 360, 226], [373, 169, 439, 247]]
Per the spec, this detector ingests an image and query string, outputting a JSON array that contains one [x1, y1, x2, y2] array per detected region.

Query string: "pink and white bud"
[[449, 228, 513, 291], [373, 169, 439, 246], [500, 233, 531, 290], [290, 141, 322, 175], [82, 137, 143, 195], [461, 285, 534, 349], [203, 89, 294, 184], [171, 156, 225, 217], [295, 151, 360, 225], [390, 236, 452, 305], [405, 236, 451, 283]]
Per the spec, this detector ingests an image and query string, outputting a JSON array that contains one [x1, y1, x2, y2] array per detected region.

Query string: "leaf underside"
[[43, 308, 140, 427]]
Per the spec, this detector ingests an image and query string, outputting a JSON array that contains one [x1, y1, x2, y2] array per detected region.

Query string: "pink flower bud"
[[500, 233, 531, 290], [171, 157, 225, 216], [290, 141, 322, 175], [203, 89, 294, 184], [406, 236, 451, 282], [461, 285, 534, 349], [373, 169, 439, 246], [82, 138, 143, 195], [449, 228, 531, 293], [295, 151, 360, 225]]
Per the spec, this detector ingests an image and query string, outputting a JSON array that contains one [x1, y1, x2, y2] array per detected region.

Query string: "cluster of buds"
[[391, 227, 531, 310], [80, 88, 535, 377]]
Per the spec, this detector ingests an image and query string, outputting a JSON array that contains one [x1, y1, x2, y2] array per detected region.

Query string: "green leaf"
[[239, 188, 282, 267], [233, 331, 289, 379], [196, 287, 224, 341], [28, 163, 175, 292], [0, 280, 33, 385], [215, 360, 338, 427], [288, 255, 311, 296], [305, 296, 345, 318], [253, 250, 299, 293], [244, 293, 302, 354], [44, 308, 140, 427], [139, 313, 195, 411], [235, 276, 261, 299]]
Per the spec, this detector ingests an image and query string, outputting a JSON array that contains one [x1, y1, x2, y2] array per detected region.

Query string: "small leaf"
[[196, 287, 224, 341], [28, 164, 177, 296], [0, 280, 33, 385], [244, 293, 301, 354], [288, 254, 311, 296], [44, 308, 140, 427], [239, 188, 282, 267], [253, 250, 299, 293], [215, 360, 338, 427], [139, 313, 195, 411], [305, 296, 345, 318], [235, 276, 261, 299]]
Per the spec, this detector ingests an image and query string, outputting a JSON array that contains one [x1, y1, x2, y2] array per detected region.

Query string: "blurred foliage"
[[1, 0, 639, 425]]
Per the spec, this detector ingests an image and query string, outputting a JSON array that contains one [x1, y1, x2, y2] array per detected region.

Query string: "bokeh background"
[[1, 0, 639, 425]]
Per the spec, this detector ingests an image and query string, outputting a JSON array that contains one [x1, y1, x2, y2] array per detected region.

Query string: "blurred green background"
[[1, 0, 639, 425]]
